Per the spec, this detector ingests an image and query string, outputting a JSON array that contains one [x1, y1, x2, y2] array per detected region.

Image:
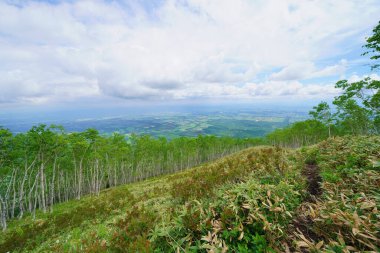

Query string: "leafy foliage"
[[363, 20, 380, 70]]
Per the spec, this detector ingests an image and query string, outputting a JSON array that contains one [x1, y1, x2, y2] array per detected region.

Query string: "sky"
[[0, 0, 380, 113]]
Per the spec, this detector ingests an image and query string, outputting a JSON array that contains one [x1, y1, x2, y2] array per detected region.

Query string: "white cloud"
[[172, 80, 339, 100], [270, 60, 348, 81], [348, 73, 380, 82], [0, 0, 379, 104]]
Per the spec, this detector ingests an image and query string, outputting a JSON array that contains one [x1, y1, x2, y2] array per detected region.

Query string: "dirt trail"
[[294, 163, 323, 236], [284, 162, 323, 252], [303, 163, 322, 200]]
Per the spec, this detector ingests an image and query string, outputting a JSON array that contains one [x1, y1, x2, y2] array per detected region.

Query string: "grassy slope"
[[0, 136, 379, 252]]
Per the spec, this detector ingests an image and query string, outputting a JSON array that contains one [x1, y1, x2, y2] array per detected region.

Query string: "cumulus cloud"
[[347, 73, 380, 83], [269, 60, 348, 81], [0, 0, 379, 104], [172, 80, 339, 100]]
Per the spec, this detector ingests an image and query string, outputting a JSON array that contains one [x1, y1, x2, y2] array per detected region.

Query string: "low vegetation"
[[0, 135, 379, 252]]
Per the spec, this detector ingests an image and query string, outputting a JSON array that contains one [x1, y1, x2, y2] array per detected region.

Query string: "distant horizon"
[[0, 102, 309, 135]]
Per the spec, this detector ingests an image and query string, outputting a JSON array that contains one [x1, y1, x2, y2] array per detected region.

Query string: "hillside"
[[0, 136, 379, 252]]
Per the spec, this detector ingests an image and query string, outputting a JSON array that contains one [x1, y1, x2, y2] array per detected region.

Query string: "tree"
[[363, 20, 380, 71], [309, 102, 334, 137], [0, 128, 12, 230], [333, 98, 371, 135], [27, 125, 57, 213], [334, 78, 379, 133], [68, 129, 96, 199], [0, 128, 13, 171]]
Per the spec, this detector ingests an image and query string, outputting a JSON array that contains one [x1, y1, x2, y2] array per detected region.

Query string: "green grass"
[[1, 136, 379, 252]]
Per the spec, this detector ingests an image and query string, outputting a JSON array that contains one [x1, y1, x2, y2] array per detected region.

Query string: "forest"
[[0, 127, 263, 230], [0, 19, 379, 253]]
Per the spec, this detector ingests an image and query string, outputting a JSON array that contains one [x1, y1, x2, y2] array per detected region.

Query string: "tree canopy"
[[363, 20, 380, 70]]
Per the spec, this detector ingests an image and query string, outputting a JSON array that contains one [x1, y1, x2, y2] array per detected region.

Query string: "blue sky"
[[0, 0, 379, 110]]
